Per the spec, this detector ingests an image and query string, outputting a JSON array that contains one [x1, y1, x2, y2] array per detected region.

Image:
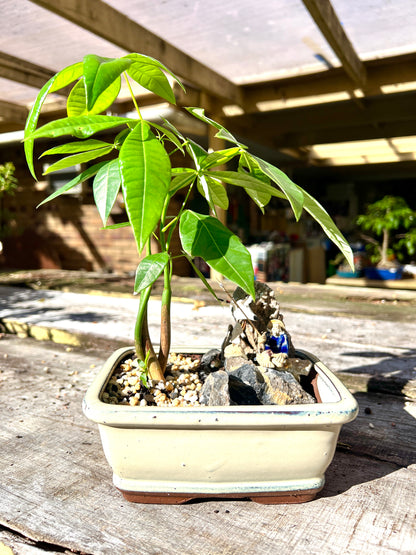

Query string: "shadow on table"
[[320, 384, 415, 499]]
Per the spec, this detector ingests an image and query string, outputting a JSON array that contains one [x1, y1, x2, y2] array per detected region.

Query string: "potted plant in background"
[[356, 195, 416, 280], [24, 53, 358, 504], [0, 162, 18, 262]]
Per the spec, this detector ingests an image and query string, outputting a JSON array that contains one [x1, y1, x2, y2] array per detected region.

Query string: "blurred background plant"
[[0, 162, 18, 249], [356, 195, 416, 267]]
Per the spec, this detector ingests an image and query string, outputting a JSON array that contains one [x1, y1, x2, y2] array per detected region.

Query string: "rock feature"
[[228, 375, 262, 405], [199, 370, 230, 406], [106, 283, 318, 408], [199, 348, 222, 381], [229, 363, 264, 398], [258, 368, 316, 405], [220, 282, 317, 406]]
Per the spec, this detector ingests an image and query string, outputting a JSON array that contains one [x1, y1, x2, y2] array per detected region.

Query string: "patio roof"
[[1, 0, 416, 170]]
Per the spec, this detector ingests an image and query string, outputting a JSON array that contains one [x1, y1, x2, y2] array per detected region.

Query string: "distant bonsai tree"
[[356, 195, 416, 267], [0, 162, 18, 245]]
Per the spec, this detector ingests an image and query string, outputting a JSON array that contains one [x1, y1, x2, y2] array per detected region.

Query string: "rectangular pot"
[[82, 346, 358, 504], [364, 266, 403, 280]]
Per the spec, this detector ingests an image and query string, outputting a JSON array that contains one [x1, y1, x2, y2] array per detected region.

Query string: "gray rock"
[[285, 358, 313, 381], [228, 375, 261, 405], [200, 349, 222, 373], [259, 368, 316, 405], [225, 355, 250, 372], [199, 370, 230, 406], [232, 282, 280, 331], [229, 363, 264, 398]]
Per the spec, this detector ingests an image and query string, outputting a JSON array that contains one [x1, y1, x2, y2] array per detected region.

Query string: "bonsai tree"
[[0, 162, 18, 247], [24, 53, 353, 381], [356, 195, 416, 267]]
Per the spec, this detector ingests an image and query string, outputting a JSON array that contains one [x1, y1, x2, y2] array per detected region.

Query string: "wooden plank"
[[242, 51, 416, 113], [340, 372, 416, 401], [339, 392, 416, 467], [302, 0, 367, 88], [227, 90, 416, 148], [29, 0, 243, 105], [0, 100, 28, 126], [0, 335, 415, 554], [0, 527, 59, 554], [0, 51, 56, 92]]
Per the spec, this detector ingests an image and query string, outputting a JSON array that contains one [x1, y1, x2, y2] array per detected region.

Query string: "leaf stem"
[[124, 72, 142, 119], [134, 237, 164, 381]]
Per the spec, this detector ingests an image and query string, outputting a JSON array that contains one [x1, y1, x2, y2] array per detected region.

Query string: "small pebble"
[[102, 353, 204, 407]]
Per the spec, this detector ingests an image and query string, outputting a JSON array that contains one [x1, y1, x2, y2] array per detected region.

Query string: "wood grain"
[[0, 335, 415, 554]]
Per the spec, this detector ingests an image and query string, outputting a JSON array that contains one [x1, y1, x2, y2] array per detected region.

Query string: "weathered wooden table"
[[0, 334, 415, 555]]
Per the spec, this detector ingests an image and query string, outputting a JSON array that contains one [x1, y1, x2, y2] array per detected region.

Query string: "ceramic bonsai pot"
[[364, 266, 403, 280], [82, 346, 358, 504]]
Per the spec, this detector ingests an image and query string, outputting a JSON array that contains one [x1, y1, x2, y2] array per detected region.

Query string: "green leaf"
[[119, 120, 171, 252], [169, 170, 196, 195], [239, 152, 271, 212], [67, 76, 121, 116], [209, 170, 285, 199], [179, 210, 255, 299], [203, 147, 241, 170], [197, 175, 229, 210], [186, 139, 208, 166], [125, 53, 185, 99], [102, 221, 130, 230], [24, 78, 56, 179], [185, 140, 212, 205], [43, 146, 113, 174], [41, 139, 112, 157], [93, 159, 122, 225], [127, 61, 175, 104], [249, 155, 304, 220], [114, 128, 131, 149], [186, 107, 247, 148], [24, 62, 84, 178], [134, 252, 170, 293], [36, 161, 107, 208], [49, 62, 84, 93], [301, 187, 354, 269], [161, 117, 186, 142], [67, 79, 87, 116], [25, 115, 134, 140], [150, 121, 184, 152], [83, 54, 131, 111]]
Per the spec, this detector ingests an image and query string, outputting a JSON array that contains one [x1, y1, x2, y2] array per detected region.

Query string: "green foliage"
[[356, 195, 416, 264], [0, 162, 19, 240], [356, 196, 415, 235], [0, 162, 18, 196], [179, 210, 256, 299], [24, 52, 354, 375], [395, 227, 416, 259]]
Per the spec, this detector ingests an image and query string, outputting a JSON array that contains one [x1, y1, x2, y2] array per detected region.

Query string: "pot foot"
[[119, 487, 322, 505]]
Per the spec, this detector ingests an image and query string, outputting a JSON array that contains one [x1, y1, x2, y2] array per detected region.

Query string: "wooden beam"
[[0, 100, 28, 125], [0, 51, 56, 91], [240, 51, 416, 113], [29, 0, 243, 105], [301, 0, 367, 88], [226, 91, 416, 148]]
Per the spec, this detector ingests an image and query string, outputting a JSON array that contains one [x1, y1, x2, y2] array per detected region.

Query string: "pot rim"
[[82, 346, 358, 429]]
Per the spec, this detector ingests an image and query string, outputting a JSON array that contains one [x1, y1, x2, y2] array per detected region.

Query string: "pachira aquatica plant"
[[24, 53, 353, 381]]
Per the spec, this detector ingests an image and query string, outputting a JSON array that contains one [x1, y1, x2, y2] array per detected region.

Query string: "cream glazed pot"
[[82, 346, 358, 504]]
